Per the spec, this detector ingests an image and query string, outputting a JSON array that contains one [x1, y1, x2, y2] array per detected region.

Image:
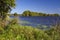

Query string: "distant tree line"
[[8, 13, 21, 16], [8, 10, 60, 16], [22, 10, 60, 16]]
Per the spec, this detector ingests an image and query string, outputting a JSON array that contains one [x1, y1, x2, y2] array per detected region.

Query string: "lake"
[[18, 16, 60, 27]]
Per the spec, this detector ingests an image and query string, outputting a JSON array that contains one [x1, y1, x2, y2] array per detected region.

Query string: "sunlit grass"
[[0, 23, 51, 40]]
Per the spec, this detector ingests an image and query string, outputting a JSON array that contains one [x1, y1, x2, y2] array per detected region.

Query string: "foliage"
[[14, 12, 18, 16], [45, 25, 60, 40], [9, 18, 19, 25], [0, 20, 51, 40], [22, 10, 60, 16], [0, 18, 60, 40], [0, 0, 15, 19]]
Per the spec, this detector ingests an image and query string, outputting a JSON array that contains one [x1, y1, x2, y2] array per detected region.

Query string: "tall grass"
[[0, 23, 51, 40], [0, 17, 60, 40]]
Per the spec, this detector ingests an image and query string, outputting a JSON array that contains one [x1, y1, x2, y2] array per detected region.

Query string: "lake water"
[[11, 16, 60, 28]]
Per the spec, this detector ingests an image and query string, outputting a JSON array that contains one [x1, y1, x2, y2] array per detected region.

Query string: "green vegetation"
[[13, 12, 18, 17], [45, 25, 60, 40], [22, 10, 60, 16], [0, 0, 60, 40], [0, 24, 50, 40], [0, 19, 60, 40], [0, 0, 15, 20]]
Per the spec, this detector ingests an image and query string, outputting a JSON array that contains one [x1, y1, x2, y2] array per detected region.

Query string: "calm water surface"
[[19, 16, 60, 27]]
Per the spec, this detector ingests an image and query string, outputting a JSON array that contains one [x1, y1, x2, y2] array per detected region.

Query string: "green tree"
[[53, 14, 59, 16], [14, 12, 18, 17], [0, 0, 15, 20], [22, 10, 31, 16]]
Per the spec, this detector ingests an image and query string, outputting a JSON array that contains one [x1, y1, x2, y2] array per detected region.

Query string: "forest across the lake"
[[9, 10, 60, 16]]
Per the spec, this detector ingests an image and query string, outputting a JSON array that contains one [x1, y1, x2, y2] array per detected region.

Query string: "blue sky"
[[11, 0, 60, 14]]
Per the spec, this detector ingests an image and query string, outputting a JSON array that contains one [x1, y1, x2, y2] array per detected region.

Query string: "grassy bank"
[[0, 23, 51, 40], [0, 19, 60, 40], [0, 23, 60, 40]]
